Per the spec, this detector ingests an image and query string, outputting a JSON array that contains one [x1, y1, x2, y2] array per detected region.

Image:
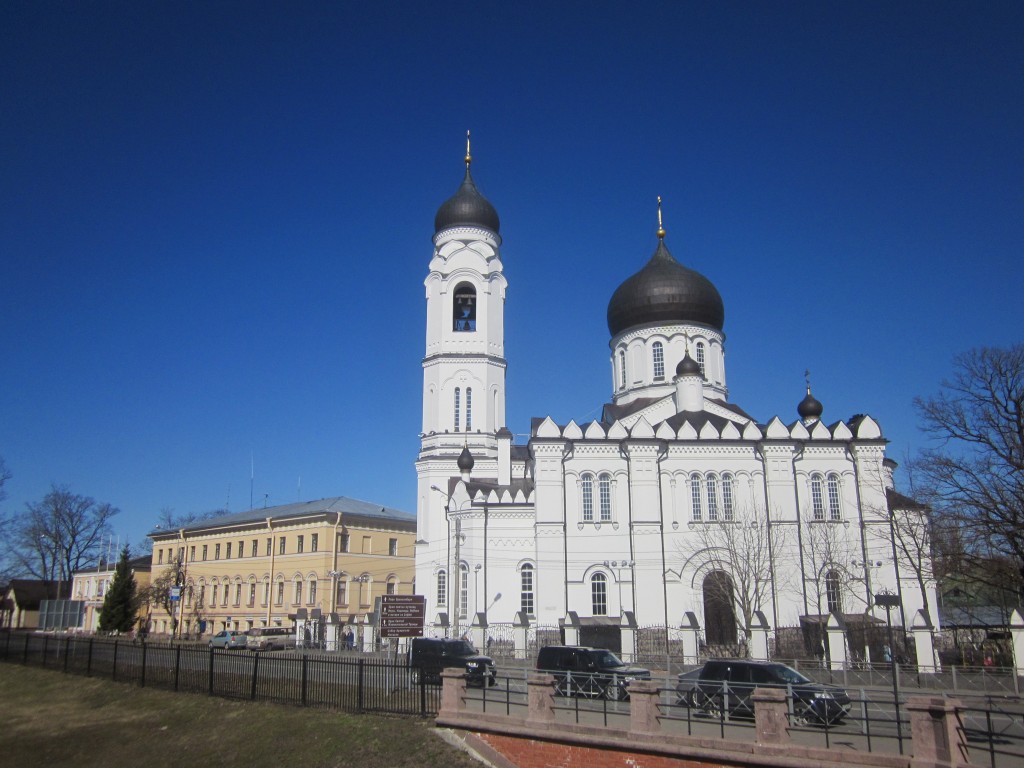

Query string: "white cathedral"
[[413, 140, 937, 662]]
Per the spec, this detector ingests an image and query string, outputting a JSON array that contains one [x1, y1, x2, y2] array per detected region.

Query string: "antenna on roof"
[[250, 451, 254, 511], [297, 476, 302, 502]]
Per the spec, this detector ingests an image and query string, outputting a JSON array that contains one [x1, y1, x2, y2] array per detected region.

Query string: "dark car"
[[536, 645, 651, 701], [409, 637, 496, 687], [679, 659, 851, 725]]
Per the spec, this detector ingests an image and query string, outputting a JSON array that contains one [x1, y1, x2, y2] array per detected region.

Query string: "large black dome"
[[606, 239, 724, 337], [434, 166, 500, 235]]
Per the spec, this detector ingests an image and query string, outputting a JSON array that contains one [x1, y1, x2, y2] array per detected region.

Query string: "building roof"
[[940, 605, 1016, 629], [886, 488, 928, 511], [150, 496, 414, 537], [5, 579, 67, 609], [606, 237, 724, 337], [434, 164, 500, 234]]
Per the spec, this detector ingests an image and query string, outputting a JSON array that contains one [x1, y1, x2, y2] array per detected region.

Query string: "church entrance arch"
[[702, 570, 737, 647]]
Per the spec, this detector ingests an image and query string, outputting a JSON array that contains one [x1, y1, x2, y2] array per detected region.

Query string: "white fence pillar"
[[1010, 609, 1024, 680], [514, 611, 529, 660], [561, 612, 580, 647], [748, 610, 771, 661], [826, 612, 849, 671], [620, 611, 638, 662], [679, 611, 701, 666], [911, 609, 939, 673]]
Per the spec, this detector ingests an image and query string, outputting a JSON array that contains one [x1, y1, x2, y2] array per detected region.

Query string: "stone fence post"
[[439, 667, 467, 717], [752, 687, 790, 745], [906, 696, 970, 768], [628, 680, 662, 735], [526, 672, 556, 725]]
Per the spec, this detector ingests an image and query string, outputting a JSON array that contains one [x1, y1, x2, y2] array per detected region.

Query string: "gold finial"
[[656, 196, 666, 239], [465, 130, 472, 167], [805, 369, 812, 394]]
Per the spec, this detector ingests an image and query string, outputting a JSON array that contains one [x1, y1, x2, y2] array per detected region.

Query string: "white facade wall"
[[415, 166, 934, 650]]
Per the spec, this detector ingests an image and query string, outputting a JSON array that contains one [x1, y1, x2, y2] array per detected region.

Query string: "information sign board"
[[379, 594, 426, 638]]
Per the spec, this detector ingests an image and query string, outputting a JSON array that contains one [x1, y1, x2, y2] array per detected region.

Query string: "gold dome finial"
[[465, 130, 472, 167], [656, 195, 666, 239]]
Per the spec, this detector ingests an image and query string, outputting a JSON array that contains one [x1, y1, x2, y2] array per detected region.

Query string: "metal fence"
[[0, 631, 439, 717]]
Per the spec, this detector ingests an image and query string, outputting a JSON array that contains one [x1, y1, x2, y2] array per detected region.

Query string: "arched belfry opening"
[[702, 570, 737, 646], [453, 283, 476, 331]]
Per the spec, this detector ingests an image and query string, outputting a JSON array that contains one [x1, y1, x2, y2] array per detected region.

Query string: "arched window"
[[436, 570, 447, 606], [721, 473, 735, 521], [520, 564, 535, 615], [811, 474, 825, 520], [690, 473, 703, 521], [707, 475, 720, 521], [652, 341, 665, 380], [599, 473, 612, 522], [825, 570, 842, 614], [459, 564, 469, 619], [696, 342, 706, 377], [465, 387, 472, 431], [454, 388, 461, 432], [453, 284, 476, 331], [211, 584, 218, 606], [591, 573, 608, 616], [827, 474, 842, 521], [294, 579, 303, 606], [581, 474, 594, 522], [618, 350, 626, 389], [309, 579, 317, 605]]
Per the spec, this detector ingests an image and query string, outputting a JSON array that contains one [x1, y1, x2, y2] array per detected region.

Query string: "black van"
[[536, 645, 650, 701], [409, 637, 496, 687]]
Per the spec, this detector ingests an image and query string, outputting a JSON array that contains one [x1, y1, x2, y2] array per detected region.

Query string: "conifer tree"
[[98, 546, 138, 633]]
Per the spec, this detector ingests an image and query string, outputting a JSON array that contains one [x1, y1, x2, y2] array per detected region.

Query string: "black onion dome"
[[457, 446, 475, 473], [606, 239, 724, 337], [676, 353, 702, 377], [798, 389, 824, 420], [434, 167, 500, 234]]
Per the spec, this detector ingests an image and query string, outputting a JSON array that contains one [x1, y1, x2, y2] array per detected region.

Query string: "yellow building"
[[148, 497, 416, 637], [71, 555, 153, 632]]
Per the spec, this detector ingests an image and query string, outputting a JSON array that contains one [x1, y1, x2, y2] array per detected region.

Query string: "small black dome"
[[675, 353, 702, 378], [457, 446, 475, 473], [798, 389, 824, 420], [435, 166, 500, 235], [607, 239, 724, 337]]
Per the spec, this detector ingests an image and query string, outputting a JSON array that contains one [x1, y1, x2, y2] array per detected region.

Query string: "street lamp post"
[[431, 484, 460, 638], [875, 590, 903, 753]]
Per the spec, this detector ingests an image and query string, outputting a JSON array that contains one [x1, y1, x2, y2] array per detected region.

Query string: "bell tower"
[[416, 135, 507, 629], [420, 133, 507, 458]]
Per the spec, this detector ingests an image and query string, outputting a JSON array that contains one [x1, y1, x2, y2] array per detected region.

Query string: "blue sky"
[[2, 2, 1021, 552]]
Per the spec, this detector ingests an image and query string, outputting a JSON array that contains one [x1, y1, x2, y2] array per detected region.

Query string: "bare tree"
[[677, 507, 789, 645], [912, 345, 1024, 602], [801, 516, 868, 616], [12, 485, 118, 585], [884, 494, 936, 625], [0, 457, 14, 580], [139, 552, 184, 634]]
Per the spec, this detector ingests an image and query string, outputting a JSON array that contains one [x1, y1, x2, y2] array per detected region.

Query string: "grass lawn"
[[0, 663, 482, 768]]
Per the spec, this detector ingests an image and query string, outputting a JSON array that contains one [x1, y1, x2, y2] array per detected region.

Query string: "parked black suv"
[[409, 638, 496, 687], [536, 646, 651, 701], [678, 659, 851, 725]]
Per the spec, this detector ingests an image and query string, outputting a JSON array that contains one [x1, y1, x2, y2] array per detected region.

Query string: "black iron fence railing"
[[0, 631, 439, 717]]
